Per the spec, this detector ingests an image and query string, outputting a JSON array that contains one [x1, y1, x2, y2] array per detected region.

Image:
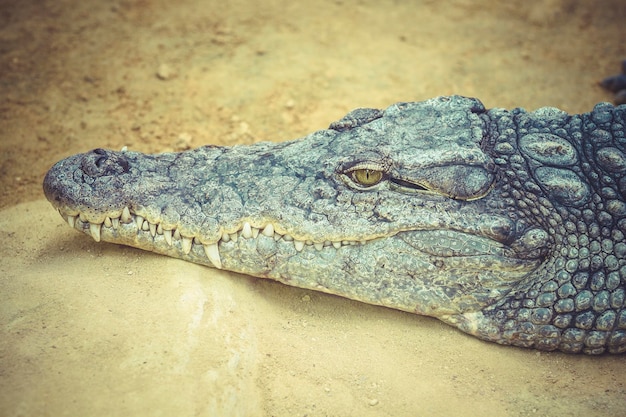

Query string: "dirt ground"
[[1, 0, 625, 416]]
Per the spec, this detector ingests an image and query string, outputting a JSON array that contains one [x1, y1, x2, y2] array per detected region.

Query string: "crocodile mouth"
[[53, 204, 537, 274], [54, 205, 375, 270]]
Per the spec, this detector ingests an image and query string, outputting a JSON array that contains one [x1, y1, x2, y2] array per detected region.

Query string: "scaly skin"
[[43, 96, 626, 354]]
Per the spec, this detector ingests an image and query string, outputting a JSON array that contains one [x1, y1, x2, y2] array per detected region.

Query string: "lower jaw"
[[58, 208, 538, 318]]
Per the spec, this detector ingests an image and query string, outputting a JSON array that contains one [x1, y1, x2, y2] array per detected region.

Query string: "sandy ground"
[[1, 0, 625, 416]]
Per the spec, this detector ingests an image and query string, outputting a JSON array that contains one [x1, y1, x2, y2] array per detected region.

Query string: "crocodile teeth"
[[149, 222, 156, 237], [67, 215, 76, 228], [121, 206, 132, 223], [135, 215, 144, 230], [262, 223, 274, 237], [65, 206, 358, 259], [181, 236, 192, 254], [203, 242, 222, 269], [163, 229, 172, 246], [89, 222, 101, 242], [242, 222, 252, 239]]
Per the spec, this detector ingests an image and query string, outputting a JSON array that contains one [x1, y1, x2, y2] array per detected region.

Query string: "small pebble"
[[156, 63, 176, 80], [368, 398, 379, 406], [175, 132, 192, 150]]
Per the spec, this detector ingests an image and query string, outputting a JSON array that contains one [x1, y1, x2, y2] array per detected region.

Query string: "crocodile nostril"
[[92, 148, 107, 168], [95, 156, 106, 168], [81, 148, 130, 177]]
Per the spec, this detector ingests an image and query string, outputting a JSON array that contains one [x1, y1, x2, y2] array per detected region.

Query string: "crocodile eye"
[[350, 168, 383, 186]]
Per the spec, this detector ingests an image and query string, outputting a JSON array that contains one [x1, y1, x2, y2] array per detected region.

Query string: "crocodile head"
[[43, 96, 626, 354]]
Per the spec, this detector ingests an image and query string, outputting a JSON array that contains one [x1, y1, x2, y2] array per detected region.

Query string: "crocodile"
[[600, 59, 626, 105], [43, 95, 626, 354]]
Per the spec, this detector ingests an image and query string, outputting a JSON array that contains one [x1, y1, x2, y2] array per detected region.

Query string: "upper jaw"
[[44, 139, 546, 272]]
